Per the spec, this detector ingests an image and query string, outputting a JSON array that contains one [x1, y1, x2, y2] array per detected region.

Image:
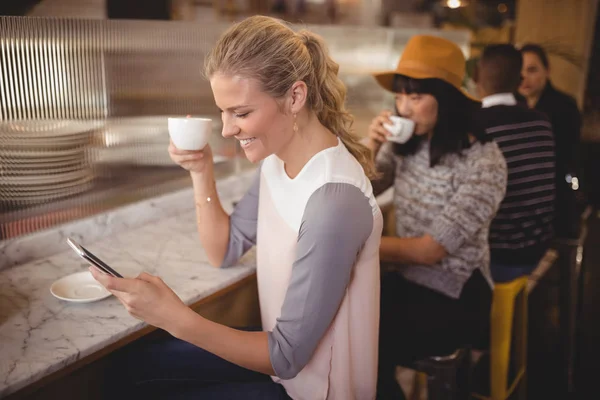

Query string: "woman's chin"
[[518, 88, 531, 97], [243, 148, 268, 164]]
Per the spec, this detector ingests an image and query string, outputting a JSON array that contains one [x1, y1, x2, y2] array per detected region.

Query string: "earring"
[[293, 114, 299, 133]]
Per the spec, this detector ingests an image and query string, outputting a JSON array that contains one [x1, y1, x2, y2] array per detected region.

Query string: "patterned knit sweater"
[[373, 140, 507, 298]]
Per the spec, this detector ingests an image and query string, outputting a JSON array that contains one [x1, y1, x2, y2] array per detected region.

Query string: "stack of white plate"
[[0, 120, 101, 206], [95, 116, 174, 166]]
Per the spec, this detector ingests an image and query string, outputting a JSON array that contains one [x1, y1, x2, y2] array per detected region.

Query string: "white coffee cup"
[[168, 116, 212, 150], [383, 116, 415, 144]]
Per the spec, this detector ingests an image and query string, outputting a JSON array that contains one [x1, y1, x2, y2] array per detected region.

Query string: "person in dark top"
[[474, 44, 556, 282], [519, 43, 582, 238]]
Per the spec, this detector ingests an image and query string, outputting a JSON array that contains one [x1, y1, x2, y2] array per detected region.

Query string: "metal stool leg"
[[415, 348, 470, 400]]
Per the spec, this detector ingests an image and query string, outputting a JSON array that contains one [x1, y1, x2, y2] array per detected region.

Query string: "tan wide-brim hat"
[[373, 35, 479, 102]]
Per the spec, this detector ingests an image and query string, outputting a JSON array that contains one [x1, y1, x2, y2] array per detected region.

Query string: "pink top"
[[223, 139, 382, 399]]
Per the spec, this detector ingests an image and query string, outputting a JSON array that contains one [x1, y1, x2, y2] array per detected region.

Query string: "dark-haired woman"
[[519, 43, 582, 238], [366, 35, 508, 399]]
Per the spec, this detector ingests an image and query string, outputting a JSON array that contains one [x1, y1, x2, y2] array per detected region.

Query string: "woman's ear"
[[289, 81, 308, 114]]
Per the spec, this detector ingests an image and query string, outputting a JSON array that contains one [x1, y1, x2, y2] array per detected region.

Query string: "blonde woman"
[[93, 16, 382, 400]]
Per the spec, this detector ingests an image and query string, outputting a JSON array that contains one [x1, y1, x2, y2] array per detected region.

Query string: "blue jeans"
[[490, 261, 536, 283], [103, 331, 290, 400]]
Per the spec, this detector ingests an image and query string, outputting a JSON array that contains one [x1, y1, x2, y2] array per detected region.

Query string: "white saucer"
[[50, 271, 112, 303], [0, 147, 85, 158], [0, 119, 102, 137]]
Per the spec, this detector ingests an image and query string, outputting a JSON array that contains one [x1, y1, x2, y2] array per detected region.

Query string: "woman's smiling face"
[[211, 74, 295, 163]]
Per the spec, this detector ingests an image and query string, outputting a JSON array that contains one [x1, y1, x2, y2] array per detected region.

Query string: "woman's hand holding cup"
[[367, 111, 416, 155], [168, 116, 213, 175], [168, 140, 213, 174], [367, 110, 393, 153]]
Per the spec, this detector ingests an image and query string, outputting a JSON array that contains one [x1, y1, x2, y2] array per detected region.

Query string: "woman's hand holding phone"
[[89, 267, 191, 332]]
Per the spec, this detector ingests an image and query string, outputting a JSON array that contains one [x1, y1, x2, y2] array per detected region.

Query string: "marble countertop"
[[0, 168, 255, 271], [0, 166, 393, 398], [0, 171, 257, 398]]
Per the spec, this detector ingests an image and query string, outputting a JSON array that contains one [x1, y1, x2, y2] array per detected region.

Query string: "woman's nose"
[[221, 114, 238, 138], [397, 97, 411, 117]]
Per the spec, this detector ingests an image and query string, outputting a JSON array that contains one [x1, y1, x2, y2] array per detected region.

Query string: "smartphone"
[[67, 238, 124, 278]]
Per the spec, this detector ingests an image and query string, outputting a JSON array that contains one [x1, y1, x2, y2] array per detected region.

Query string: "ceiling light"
[[446, 0, 463, 9]]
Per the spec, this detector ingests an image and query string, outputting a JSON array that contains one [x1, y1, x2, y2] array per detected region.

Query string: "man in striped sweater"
[[474, 44, 556, 282]]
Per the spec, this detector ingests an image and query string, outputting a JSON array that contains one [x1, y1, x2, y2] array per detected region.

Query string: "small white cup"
[[383, 116, 415, 144], [168, 117, 212, 150]]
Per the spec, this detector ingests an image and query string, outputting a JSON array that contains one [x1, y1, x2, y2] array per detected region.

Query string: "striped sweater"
[[373, 139, 507, 298], [474, 104, 556, 264]]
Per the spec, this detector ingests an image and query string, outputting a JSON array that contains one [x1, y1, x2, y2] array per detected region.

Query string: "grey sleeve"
[[220, 167, 261, 268], [372, 142, 397, 196], [268, 183, 374, 379]]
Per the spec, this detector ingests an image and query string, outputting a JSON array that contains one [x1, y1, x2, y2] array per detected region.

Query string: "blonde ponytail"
[[205, 16, 376, 178], [297, 30, 377, 178]]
